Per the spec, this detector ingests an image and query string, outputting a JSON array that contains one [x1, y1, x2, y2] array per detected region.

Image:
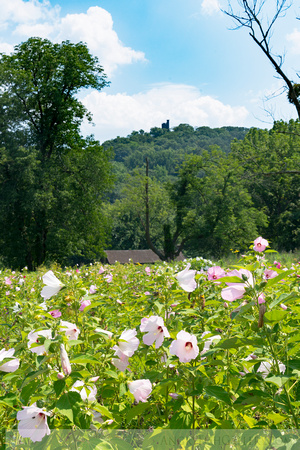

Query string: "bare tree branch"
[[223, 0, 300, 118]]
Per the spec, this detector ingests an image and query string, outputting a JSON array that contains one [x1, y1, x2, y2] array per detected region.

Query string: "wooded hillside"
[[103, 121, 300, 259]]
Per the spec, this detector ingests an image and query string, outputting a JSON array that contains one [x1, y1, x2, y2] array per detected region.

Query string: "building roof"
[[104, 249, 185, 264]]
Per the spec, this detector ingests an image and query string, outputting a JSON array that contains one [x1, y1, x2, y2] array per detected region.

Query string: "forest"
[[102, 122, 300, 260], [0, 37, 299, 269]]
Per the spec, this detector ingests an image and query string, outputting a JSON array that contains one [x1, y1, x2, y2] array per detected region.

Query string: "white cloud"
[[0, 0, 59, 25], [0, 2, 145, 76], [201, 0, 221, 15], [81, 83, 249, 142], [0, 42, 14, 54], [14, 22, 54, 39], [55, 7, 145, 76], [286, 29, 300, 54]]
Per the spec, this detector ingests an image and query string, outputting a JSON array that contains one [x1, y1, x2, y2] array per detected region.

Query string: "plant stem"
[[71, 427, 78, 450], [165, 365, 169, 424], [265, 330, 299, 428], [192, 374, 195, 430]]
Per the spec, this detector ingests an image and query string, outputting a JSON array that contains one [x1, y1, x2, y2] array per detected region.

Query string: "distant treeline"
[[103, 125, 249, 180], [103, 121, 300, 259]]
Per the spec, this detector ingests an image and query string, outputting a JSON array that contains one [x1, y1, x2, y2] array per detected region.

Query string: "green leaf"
[[231, 302, 255, 321], [266, 269, 294, 287], [181, 403, 192, 413], [288, 343, 300, 357], [53, 379, 66, 397], [243, 414, 256, 428], [204, 386, 232, 405], [264, 309, 288, 323], [269, 292, 300, 310], [43, 338, 54, 352], [104, 438, 135, 450], [233, 390, 270, 409], [21, 380, 40, 404], [216, 337, 244, 349], [169, 411, 193, 428], [0, 393, 17, 408], [217, 336, 263, 349], [69, 370, 90, 379], [267, 412, 287, 424], [68, 340, 84, 347], [154, 301, 163, 314], [70, 354, 102, 364], [105, 369, 119, 379], [125, 402, 149, 423], [92, 403, 113, 419], [56, 391, 81, 423], [86, 440, 114, 450], [265, 376, 290, 388], [21, 368, 50, 387]]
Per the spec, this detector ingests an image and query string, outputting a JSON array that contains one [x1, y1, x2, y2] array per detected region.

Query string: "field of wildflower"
[[1, 238, 300, 449]]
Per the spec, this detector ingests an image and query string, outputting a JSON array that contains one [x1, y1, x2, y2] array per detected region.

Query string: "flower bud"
[[169, 393, 179, 399], [89, 376, 100, 383], [258, 304, 266, 328], [60, 344, 71, 376], [57, 372, 65, 379], [201, 295, 205, 310]]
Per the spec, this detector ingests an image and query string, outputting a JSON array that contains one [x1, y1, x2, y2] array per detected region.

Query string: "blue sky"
[[0, 0, 299, 142]]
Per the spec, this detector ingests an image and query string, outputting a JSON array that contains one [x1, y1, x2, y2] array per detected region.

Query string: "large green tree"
[[0, 37, 108, 157], [230, 121, 300, 251], [170, 148, 267, 258], [0, 38, 113, 269]]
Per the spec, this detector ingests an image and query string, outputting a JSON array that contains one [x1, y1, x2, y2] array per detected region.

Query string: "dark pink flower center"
[[157, 326, 163, 333], [212, 275, 217, 279], [185, 342, 193, 350], [32, 413, 44, 419]]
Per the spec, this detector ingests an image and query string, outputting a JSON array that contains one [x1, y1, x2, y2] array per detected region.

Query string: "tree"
[[171, 149, 267, 258], [143, 158, 185, 261], [0, 37, 108, 157], [104, 165, 176, 256], [0, 38, 113, 269], [230, 121, 300, 251], [223, 0, 300, 118]]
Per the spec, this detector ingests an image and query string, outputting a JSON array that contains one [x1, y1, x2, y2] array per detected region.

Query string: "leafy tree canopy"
[[0, 37, 108, 158], [103, 125, 249, 181], [231, 120, 300, 251], [0, 38, 113, 269]]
